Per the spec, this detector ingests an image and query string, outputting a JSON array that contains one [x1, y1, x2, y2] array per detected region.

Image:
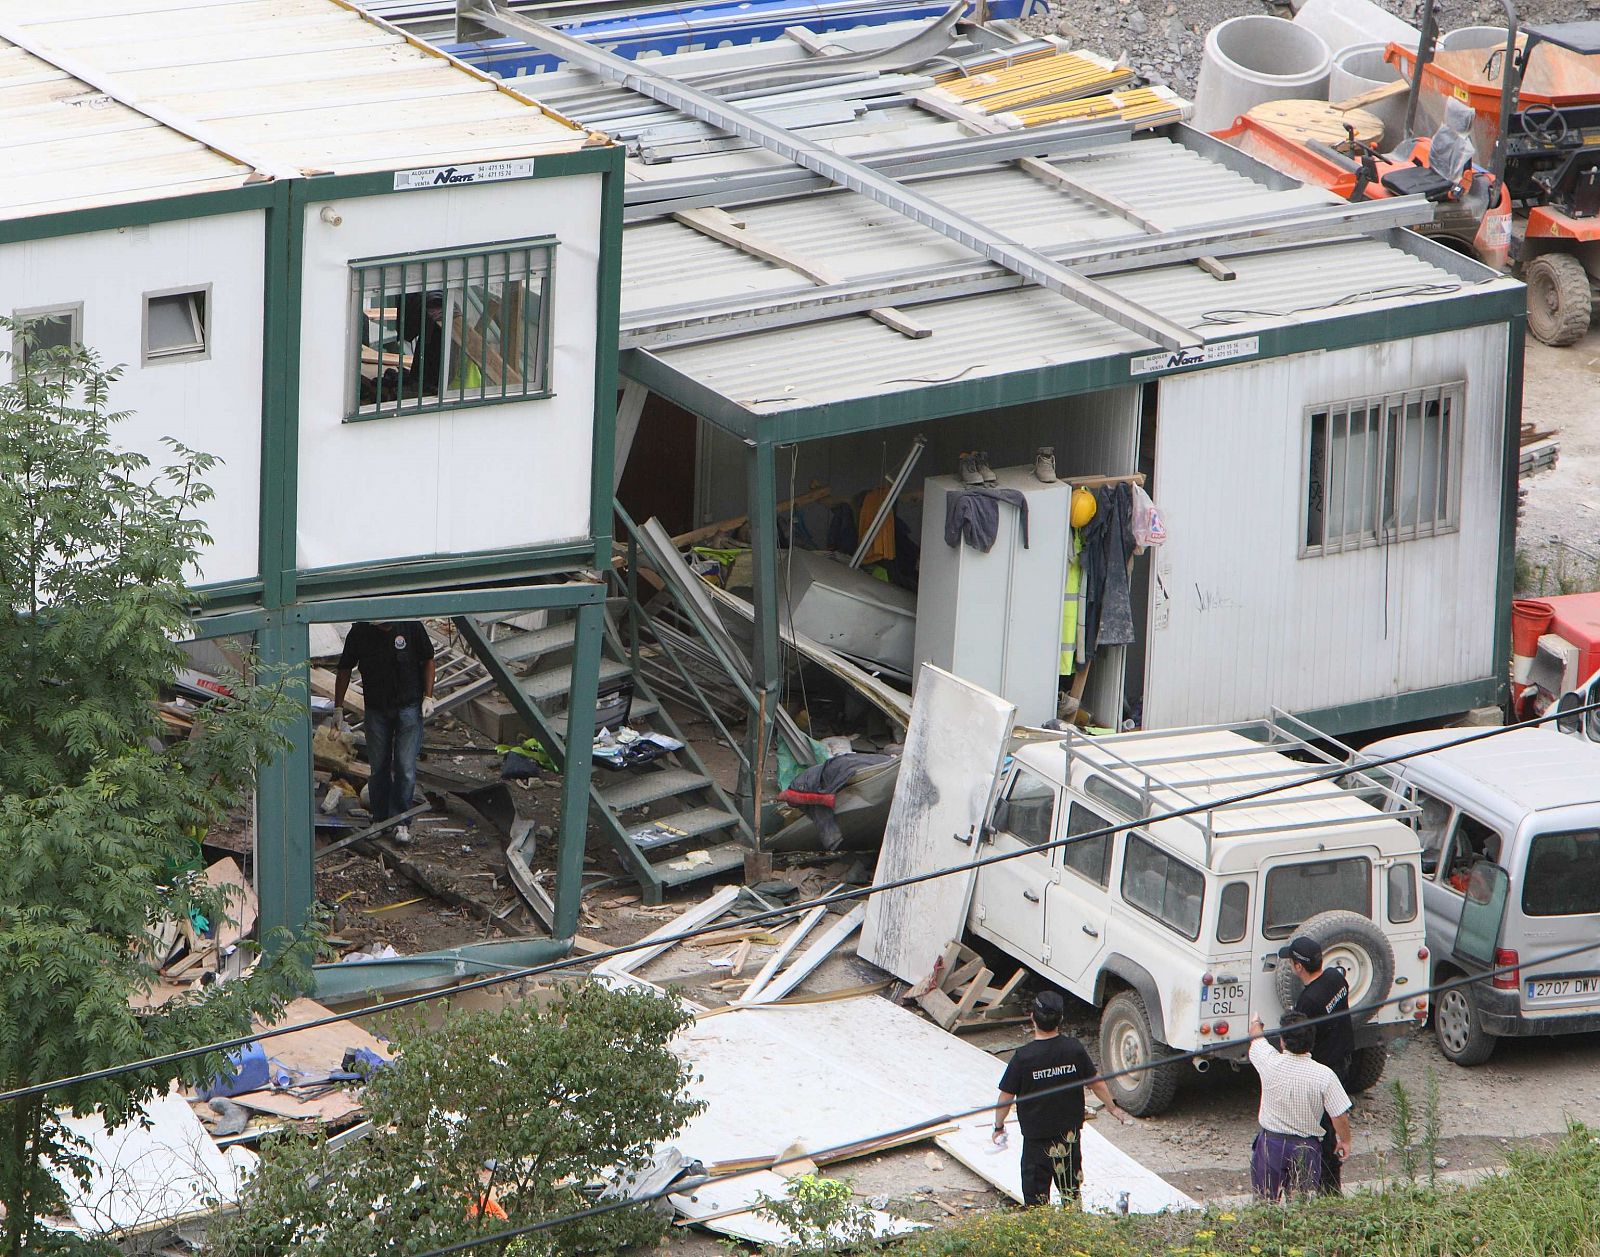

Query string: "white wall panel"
[[0, 212, 266, 586], [294, 174, 602, 572], [1144, 325, 1508, 728]]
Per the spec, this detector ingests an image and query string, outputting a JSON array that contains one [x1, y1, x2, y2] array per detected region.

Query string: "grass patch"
[[888, 1123, 1600, 1257]]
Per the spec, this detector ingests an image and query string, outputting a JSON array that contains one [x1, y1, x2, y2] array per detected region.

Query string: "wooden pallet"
[[910, 941, 1028, 1031]]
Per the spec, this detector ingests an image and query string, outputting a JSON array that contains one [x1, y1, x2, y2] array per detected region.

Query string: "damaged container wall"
[[0, 211, 266, 587], [691, 394, 1141, 540], [294, 175, 605, 572], [1142, 323, 1508, 730]]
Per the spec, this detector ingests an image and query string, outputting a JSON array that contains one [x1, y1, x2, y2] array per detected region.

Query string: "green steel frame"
[[8, 143, 628, 945]]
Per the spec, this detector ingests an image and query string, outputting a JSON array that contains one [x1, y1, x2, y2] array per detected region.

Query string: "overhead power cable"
[[1, 700, 1589, 1107], [397, 941, 1588, 1257]]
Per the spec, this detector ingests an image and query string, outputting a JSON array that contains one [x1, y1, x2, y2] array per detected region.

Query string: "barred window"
[[1302, 383, 1464, 556], [348, 238, 553, 421]]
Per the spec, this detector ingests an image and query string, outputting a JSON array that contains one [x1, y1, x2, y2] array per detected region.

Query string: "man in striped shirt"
[[1246, 1011, 1352, 1200]]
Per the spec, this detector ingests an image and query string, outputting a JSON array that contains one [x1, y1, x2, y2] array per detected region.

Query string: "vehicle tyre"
[[1273, 910, 1396, 1023], [1525, 253, 1592, 347], [1346, 1043, 1388, 1093], [1433, 983, 1497, 1066], [1099, 989, 1182, 1117]]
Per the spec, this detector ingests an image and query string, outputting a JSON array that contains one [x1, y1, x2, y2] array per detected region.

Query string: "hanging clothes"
[[1080, 482, 1137, 653], [856, 484, 897, 566], [1060, 529, 1084, 675], [944, 487, 1030, 553]]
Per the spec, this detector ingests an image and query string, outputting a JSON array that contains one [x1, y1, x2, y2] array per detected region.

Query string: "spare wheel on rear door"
[[1274, 910, 1396, 1022]]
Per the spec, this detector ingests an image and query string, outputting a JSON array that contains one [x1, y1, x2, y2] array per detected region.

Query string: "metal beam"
[[622, 196, 1435, 349], [288, 581, 605, 624], [621, 121, 1132, 220], [468, 0, 1200, 350]]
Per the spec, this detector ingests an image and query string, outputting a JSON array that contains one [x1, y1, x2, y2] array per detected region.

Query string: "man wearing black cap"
[[1280, 935, 1353, 1193], [992, 991, 1131, 1206]]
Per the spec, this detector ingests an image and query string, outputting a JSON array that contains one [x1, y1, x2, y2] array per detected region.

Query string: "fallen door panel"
[[860, 665, 1015, 984]]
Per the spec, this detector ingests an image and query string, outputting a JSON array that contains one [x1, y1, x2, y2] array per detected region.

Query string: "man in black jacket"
[[992, 991, 1131, 1206], [334, 621, 435, 843], [1281, 936, 1353, 1194]]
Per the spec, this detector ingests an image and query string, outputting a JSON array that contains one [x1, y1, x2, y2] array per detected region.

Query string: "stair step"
[[653, 842, 748, 888], [600, 767, 711, 812], [524, 655, 631, 703], [551, 697, 658, 735], [494, 619, 578, 664], [627, 806, 742, 850]]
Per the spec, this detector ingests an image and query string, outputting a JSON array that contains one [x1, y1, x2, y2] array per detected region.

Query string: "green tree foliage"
[[0, 322, 316, 1253], [211, 982, 704, 1257]]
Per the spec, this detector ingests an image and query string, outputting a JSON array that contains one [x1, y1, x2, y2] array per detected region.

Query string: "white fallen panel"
[[859, 666, 1014, 984], [53, 1090, 249, 1235], [671, 994, 1192, 1217], [670, 1169, 923, 1246]]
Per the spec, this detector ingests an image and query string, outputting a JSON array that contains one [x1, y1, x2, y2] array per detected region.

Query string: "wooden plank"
[[1195, 255, 1236, 281], [593, 884, 741, 979], [949, 965, 991, 1026], [859, 666, 1015, 984], [743, 905, 865, 1004], [1331, 77, 1409, 112], [669, 487, 831, 547], [739, 908, 832, 1004], [982, 966, 1028, 1013], [673, 205, 931, 340], [205, 857, 257, 954], [944, 956, 986, 994], [915, 985, 960, 1029], [257, 997, 391, 1076]]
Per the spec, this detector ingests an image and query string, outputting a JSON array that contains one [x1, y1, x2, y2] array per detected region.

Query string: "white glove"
[[421, 696, 438, 719]]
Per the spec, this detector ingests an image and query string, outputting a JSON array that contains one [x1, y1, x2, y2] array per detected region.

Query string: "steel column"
[[1493, 314, 1527, 714], [468, 0, 1200, 350], [254, 617, 314, 943], [745, 440, 783, 845], [554, 600, 604, 936]]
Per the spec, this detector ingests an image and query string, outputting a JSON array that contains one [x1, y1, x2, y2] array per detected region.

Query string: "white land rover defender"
[[967, 715, 1429, 1116]]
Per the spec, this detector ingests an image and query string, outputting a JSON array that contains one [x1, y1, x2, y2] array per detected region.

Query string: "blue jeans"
[[365, 704, 422, 821]]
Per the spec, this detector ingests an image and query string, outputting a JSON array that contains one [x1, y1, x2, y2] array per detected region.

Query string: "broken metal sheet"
[[670, 994, 1191, 1216], [52, 1090, 254, 1236], [859, 666, 1014, 985], [739, 905, 864, 1005], [670, 1169, 923, 1245]]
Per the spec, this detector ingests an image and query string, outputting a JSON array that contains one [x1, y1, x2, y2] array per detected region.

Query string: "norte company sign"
[[393, 160, 535, 191], [1129, 336, 1259, 377]]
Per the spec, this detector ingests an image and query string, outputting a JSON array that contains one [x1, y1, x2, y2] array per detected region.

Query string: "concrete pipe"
[[1194, 15, 1333, 133], [1440, 25, 1510, 50], [1330, 41, 1410, 146], [1294, 0, 1418, 61]]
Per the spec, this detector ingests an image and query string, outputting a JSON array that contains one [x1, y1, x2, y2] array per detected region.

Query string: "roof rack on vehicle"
[[1056, 708, 1418, 858]]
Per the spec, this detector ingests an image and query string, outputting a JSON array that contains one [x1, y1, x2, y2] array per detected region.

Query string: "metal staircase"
[[453, 610, 751, 903]]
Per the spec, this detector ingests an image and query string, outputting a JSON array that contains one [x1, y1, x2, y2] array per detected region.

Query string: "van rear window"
[[1263, 858, 1371, 939], [1523, 831, 1600, 917]]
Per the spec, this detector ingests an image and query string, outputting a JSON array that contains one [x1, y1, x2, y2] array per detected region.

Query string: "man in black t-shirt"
[[993, 991, 1131, 1206], [1281, 935, 1354, 1194], [334, 622, 436, 843]]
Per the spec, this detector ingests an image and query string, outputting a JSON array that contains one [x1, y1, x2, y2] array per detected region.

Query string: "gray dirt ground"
[[1018, 0, 1599, 99], [1515, 325, 1600, 589]]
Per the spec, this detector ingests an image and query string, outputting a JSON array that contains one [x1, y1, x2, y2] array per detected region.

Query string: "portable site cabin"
[[460, 16, 1526, 790], [0, 0, 622, 955]]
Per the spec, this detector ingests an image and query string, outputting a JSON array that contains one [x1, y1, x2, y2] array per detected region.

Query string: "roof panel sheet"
[[0, 0, 592, 219]]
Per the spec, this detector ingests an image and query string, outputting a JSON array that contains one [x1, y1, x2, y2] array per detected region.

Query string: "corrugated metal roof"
[[638, 237, 1492, 414], [0, 35, 255, 216], [0, 0, 591, 219]]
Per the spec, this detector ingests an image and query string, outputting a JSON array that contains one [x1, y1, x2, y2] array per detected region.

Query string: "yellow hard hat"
[[1070, 487, 1097, 529]]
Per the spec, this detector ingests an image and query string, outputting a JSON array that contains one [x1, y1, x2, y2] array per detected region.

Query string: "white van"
[[1360, 727, 1600, 1064]]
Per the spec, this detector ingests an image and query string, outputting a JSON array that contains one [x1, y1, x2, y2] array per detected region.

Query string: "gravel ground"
[[1018, 0, 1600, 99]]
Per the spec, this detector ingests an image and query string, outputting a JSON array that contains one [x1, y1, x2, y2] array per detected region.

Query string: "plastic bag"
[[1131, 484, 1167, 548]]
